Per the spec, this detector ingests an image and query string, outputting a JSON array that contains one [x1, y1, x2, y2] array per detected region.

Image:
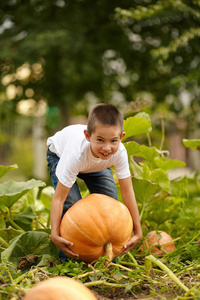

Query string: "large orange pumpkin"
[[23, 276, 97, 300], [60, 193, 133, 263], [139, 230, 176, 255]]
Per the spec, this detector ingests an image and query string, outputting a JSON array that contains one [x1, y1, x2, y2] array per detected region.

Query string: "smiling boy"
[[47, 103, 142, 261]]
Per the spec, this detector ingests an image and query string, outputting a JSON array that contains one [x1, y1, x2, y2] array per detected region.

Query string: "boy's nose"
[[102, 143, 111, 151]]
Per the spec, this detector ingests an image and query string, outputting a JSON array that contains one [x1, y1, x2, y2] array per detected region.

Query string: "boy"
[[47, 103, 142, 261]]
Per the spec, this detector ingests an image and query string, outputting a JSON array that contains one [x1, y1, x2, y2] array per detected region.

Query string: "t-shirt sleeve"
[[55, 150, 80, 188], [114, 145, 131, 179]]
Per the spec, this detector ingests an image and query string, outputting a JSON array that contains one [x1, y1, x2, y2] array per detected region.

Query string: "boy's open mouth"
[[100, 152, 112, 157]]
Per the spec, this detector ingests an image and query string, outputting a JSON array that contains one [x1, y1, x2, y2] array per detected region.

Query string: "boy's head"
[[87, 104, 123, 136]]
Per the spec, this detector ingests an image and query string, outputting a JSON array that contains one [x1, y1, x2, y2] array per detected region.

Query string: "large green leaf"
[[0, 164, 18, 180], [1, 231, 56, 267], [154, 157, 186, 170], [0, 179, 46, 208], [123, 113, 152, 141], [144, 197, 178, 225], [147, 190, 170, 206], [124, 141, 140, 156], [150, 169, 170, 191], [183, 139, 200, 150], [0, 226, 23, 245], [40, 186, 54, 209], [129, 158, 143, 177], [132, 177, 158, 204], [19, 187, 40, 211], [125, 141, 160, 160], [146, 208, 176, 225], [13, 208, 35, 231], [175, 213, 200, 230]]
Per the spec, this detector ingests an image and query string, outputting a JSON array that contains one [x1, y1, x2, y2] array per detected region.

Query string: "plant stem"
[[84, 279, 142, 288], [14, 270, 37, 284], [145, 255, 189, 293], [105, 242, 113, 264], [175, 264, 200, 277], [146, 132, 152, 147], [1, 210, 25, 232], [145, 257, 152, 276], [188, 231, 200, 243], [0, 236, 9, 248], [5, 269, 14, 284], [84, 280, 105, 287], [109, 262, 133, 273], [76, 270, 103, 279], [159, 118, 165, 151], [7, 215, 25, 232], [139, 202, 146, 221], [127, 252, 138, 266]]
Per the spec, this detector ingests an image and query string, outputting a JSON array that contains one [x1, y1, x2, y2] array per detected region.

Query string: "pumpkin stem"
[[105, 242, 113, 264]]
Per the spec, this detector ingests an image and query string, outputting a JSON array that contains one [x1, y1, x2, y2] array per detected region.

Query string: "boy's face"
[[84, 124, 125, 160]]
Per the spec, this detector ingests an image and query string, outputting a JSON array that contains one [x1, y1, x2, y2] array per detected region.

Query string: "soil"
[[91, 286, 177, 300]]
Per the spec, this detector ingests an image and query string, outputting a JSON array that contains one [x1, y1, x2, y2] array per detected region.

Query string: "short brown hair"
[[87, 103, 123, 135]]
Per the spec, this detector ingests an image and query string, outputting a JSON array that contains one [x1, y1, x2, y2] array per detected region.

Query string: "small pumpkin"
[[139, 230, 176, 255], [60, 193, 133, 263], [23, 276, 97, 300]]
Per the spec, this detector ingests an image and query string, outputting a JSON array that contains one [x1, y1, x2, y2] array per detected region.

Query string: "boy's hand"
[[51, 235, 79, 260], [119, 233, 143, 256]]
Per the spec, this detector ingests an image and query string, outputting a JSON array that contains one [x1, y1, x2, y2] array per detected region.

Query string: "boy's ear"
[[121, 132, 126, 140], [84, 129, 91, 142]]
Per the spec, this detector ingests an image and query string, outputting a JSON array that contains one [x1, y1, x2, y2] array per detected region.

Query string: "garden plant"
[[0, 113, 199, 299]]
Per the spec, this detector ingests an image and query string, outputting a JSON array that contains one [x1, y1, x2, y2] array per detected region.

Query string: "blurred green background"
[[0, 0, 200, 182]]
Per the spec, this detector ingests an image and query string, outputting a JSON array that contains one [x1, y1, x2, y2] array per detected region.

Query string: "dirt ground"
[[91, 286, 176, 300]]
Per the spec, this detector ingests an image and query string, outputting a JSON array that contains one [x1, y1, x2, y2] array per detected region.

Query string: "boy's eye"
[[112, 140, 118, 143], [97, 138, 103, 142]]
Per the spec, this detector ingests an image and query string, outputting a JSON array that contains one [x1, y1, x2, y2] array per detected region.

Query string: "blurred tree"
[[115, 0, 200, 135], [0, 0, 140, 128], [0, 0, 199, 134]]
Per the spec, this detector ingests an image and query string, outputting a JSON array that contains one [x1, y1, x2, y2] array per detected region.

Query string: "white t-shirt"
[[47, 124, 130, 188]]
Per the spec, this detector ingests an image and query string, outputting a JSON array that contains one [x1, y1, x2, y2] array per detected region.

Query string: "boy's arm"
[[118, 176, 143, 255], [50, 181, 79, 259]]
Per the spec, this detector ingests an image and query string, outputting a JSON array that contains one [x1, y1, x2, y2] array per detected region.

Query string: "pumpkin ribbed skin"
[[23, 276, 97, 300], [60, 194, 133, 263], [139, 230, 176, 255]]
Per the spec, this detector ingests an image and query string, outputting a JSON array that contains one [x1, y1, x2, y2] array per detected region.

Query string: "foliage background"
[[0, 0, 200, 178]]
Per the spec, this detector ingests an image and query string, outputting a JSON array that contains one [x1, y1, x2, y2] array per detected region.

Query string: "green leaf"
[[183, 139, 200, 150], [125, 282, 133, 293], [123, 113, 152, 141], [125, 141, 160, 161], [145, 197, 178, 225], [0, 164, 18, 179], [132, 177, 158, 204], [1, 231, 53, 267], [150, 169, 170, 191], [175, 214, 200, 230], [40, 186, 54, 209], [148, 190, 170, 205], [0, 214, 6, 229], [13, 208, 35, 231], [154, 157, 186, 170], [129, 158, 143, 177], [19, 187, 40, 211], [0, 202, 9, 213], [124, 141, 140, 156], [0, 226, 23, 245], [37, 254, 52, 267], [0, 179, 46, 208], [139, 145, 161, 161], [113, 272, 123, 281]]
